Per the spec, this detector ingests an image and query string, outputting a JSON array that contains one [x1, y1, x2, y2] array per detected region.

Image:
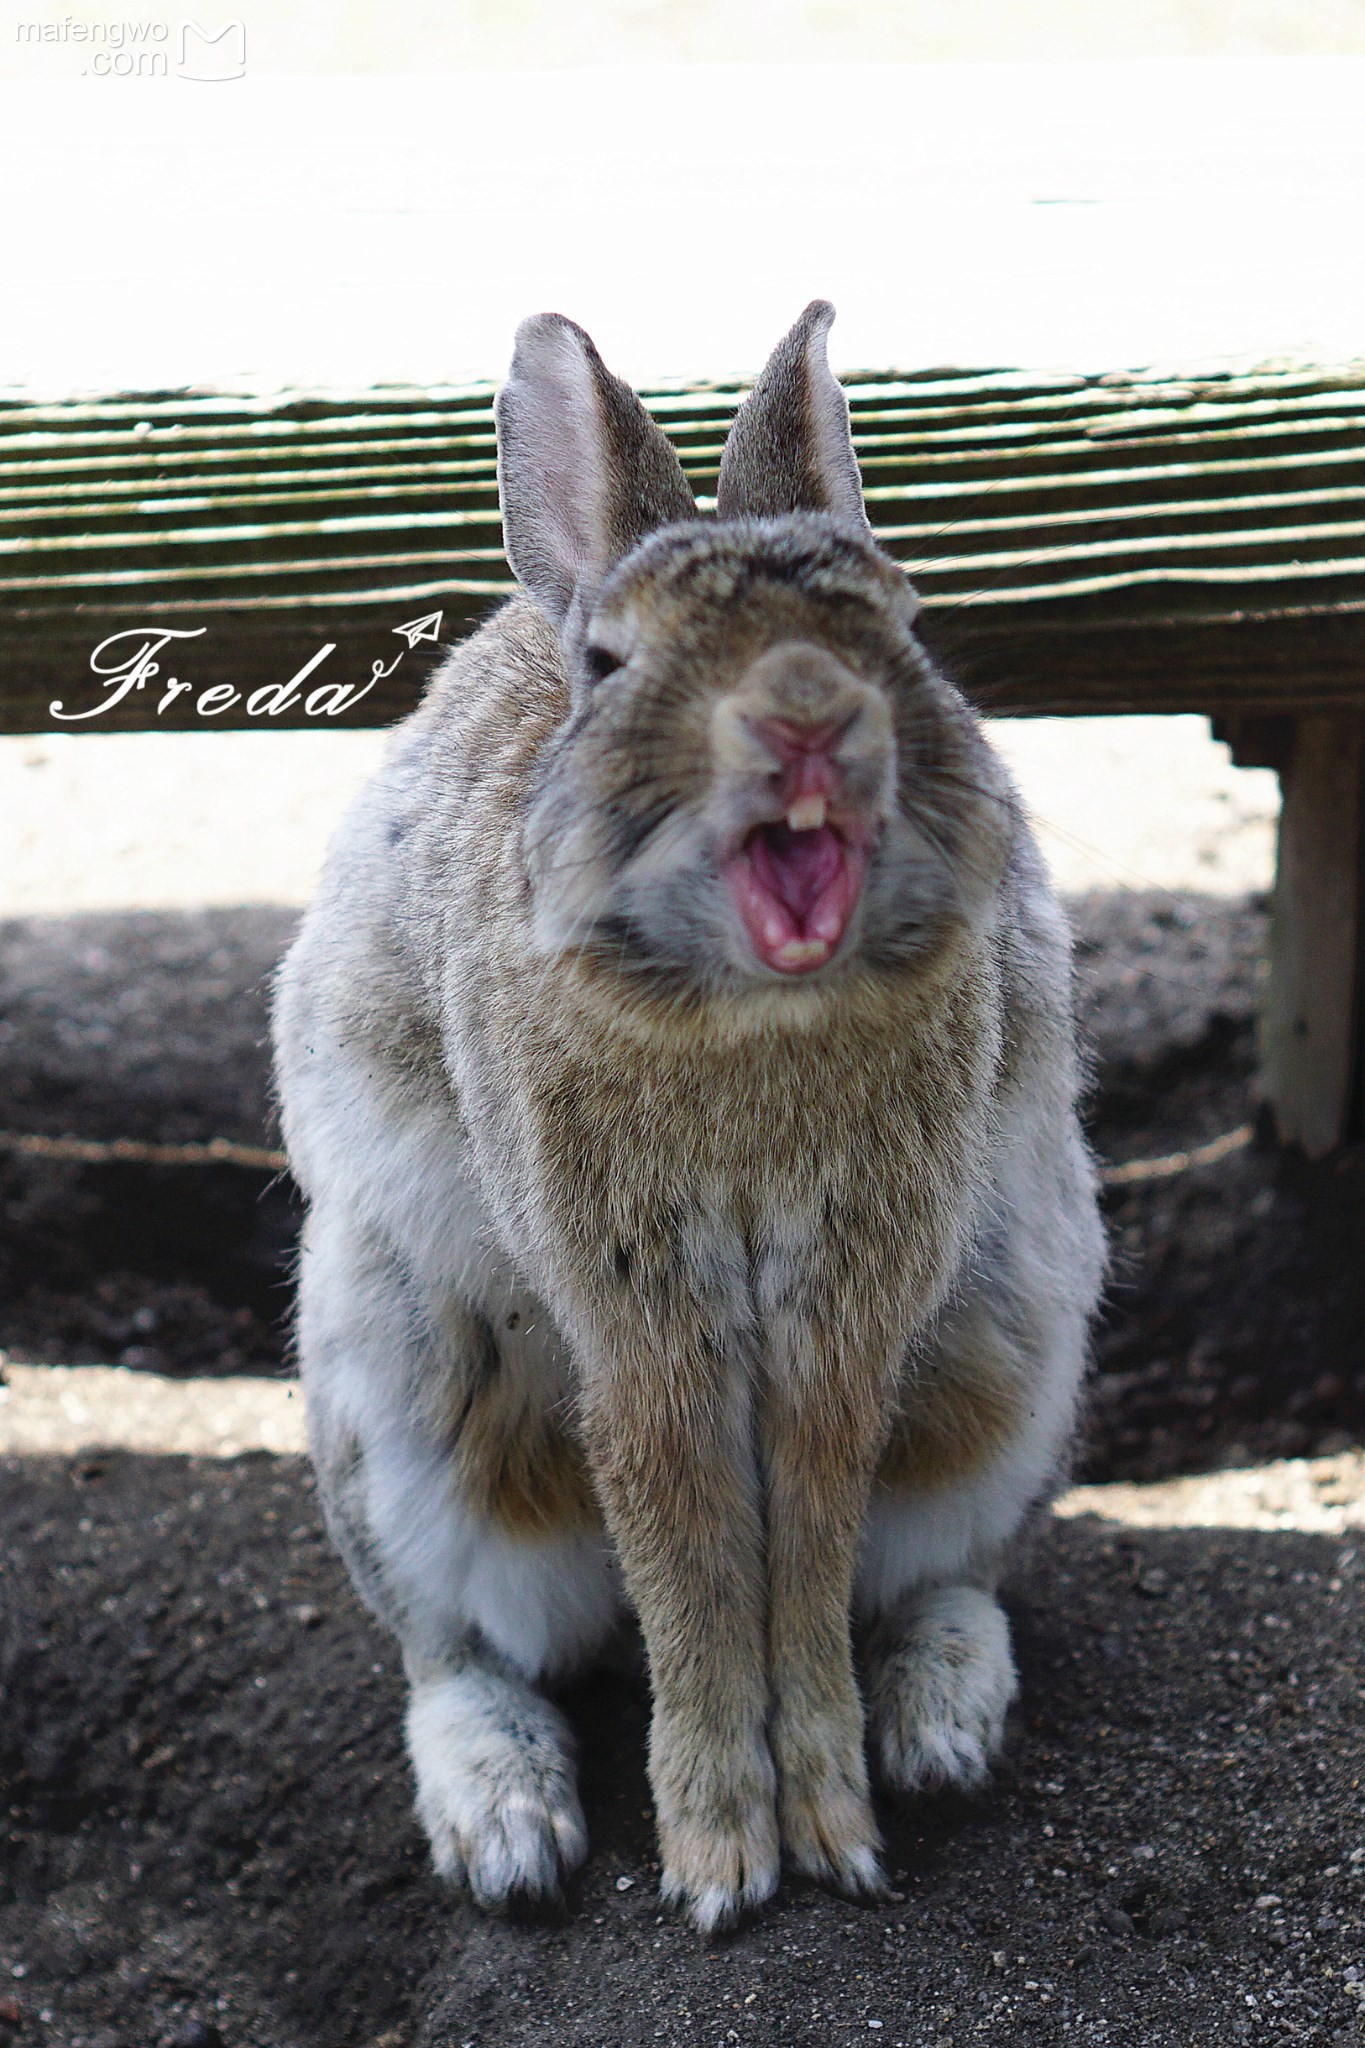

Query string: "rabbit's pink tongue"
[[726, 822, 865, 974]]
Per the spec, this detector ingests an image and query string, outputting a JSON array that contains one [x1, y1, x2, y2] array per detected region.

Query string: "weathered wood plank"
[[1, 360, 1362, 734]]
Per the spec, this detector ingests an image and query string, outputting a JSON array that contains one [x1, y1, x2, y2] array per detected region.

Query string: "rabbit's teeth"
[[773, 936, 833, 970], [786, 793, 827, 832]]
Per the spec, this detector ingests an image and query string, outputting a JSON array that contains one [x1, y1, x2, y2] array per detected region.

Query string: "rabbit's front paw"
[[774, 1716, 885, 1898], [867, 1584, 1018, 1794], [655, 1737, 780, 1933], [407, 1665, 588, 1911]]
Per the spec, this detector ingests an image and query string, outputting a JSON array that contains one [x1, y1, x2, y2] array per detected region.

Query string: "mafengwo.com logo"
[[13, 17, 246, 78]]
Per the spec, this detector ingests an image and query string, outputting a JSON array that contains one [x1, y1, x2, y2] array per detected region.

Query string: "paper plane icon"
[[393, 611, 444, 648]]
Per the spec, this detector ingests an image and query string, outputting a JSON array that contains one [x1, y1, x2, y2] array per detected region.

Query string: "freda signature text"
[[48, 612, 444, 723]]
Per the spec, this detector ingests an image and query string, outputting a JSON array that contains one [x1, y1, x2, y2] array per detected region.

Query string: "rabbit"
[[271, 300, 1106, 1934]]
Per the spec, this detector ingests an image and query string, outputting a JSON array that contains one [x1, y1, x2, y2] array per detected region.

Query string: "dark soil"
[[3, 889, 1365, 2047], [4, 1452, 1365, 2047], [0, 909, 299, 1380]]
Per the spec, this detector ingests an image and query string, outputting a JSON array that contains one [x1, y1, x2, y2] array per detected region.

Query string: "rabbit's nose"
[[748, 714, 852, 763], [747, 715, 854, 832]]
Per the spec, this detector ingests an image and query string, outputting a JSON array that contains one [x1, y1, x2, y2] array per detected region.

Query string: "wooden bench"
[[3, 363, 1363, 1154]]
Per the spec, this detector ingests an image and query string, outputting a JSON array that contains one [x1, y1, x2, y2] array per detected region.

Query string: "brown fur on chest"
[[528, 958, 1001, 1332]]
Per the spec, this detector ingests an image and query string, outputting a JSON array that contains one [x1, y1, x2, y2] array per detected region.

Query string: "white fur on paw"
[[658, 1813, 780, 1935], [656, 1743, 780, 1934], [775, 1729, 886, 1899], [407, 1666, 587, 1908], [868, 1585, 1018, 1795], [785, 1819, 886, 1900]]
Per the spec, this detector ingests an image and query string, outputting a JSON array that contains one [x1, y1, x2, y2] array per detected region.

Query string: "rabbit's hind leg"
[[405, 1647, 588, 1910], [298, 1213, 617, 1909], [855, 1277, 1081, 1799], [863, 1584, 1017, 1795], [857, 1409, 1024, 1799]]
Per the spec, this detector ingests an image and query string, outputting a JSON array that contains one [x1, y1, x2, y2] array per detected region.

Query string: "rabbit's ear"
[[715, 300, 870, 535], [496, 314, 697, 630]]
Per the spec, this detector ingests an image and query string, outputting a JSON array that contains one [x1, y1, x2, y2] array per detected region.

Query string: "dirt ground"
[[2, 722, 1364, 2046], [6, 1447, 1365, 2048]]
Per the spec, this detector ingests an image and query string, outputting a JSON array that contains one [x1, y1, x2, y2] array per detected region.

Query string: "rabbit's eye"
[[583, 644, 625, 685]]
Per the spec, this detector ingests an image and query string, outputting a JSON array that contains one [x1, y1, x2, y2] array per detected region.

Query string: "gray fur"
[[496, 312, 696, 651], [273, 306, 1106, 1930], [715, 300, 872, 537]]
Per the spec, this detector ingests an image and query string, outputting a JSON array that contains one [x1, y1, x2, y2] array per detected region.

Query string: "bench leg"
[[1260, 713, 1365, 1157]]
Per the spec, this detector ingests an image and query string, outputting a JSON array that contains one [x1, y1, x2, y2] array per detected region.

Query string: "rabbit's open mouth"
[[724, 818, 868, 975]]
